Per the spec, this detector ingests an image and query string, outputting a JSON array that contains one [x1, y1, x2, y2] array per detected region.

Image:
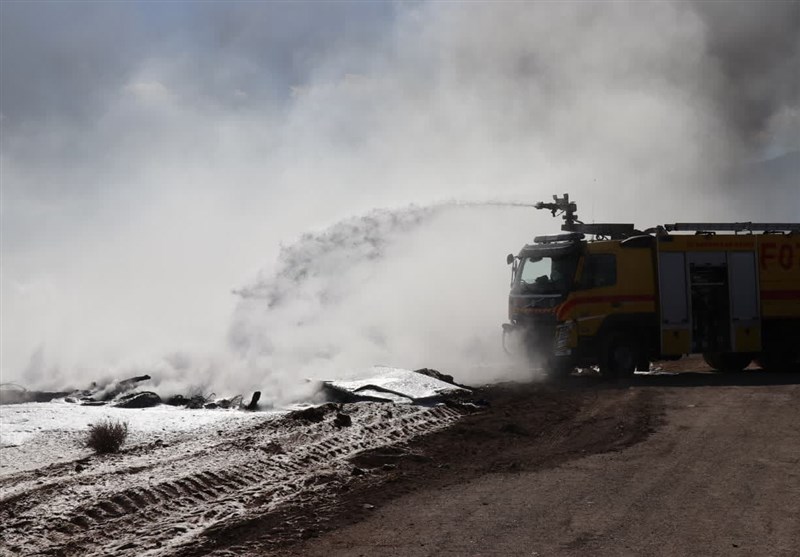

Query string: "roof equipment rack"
[[665, 223, 800, 233]]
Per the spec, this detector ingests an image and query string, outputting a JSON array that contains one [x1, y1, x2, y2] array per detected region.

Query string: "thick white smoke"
[[2, 2, 798, 401], [227, 204, 533, 391]]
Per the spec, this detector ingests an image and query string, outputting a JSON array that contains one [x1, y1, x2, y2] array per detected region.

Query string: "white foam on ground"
[[325, 366, 469, 402], [0, 401, 275, 475], [0, 367, 466, 477]]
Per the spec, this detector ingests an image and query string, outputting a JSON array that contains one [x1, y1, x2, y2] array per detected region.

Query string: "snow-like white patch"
[[0, 399, 463, 556], [325, 366, 468, 402], [0, 401, 276, 475]]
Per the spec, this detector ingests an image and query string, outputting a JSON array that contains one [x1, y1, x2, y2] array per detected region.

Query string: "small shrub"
[[85, 419, 129, 454]]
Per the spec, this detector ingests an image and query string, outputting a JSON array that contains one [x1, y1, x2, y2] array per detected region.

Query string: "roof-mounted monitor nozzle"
[[535, 193, 638, 240], [534, 194, 580, 231]]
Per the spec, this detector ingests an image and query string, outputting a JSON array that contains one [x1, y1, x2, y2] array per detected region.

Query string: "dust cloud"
[[2, 2, 797, 402]]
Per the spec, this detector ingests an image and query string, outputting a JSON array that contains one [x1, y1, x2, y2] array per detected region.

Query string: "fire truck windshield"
[[517, 255, 576, 294]]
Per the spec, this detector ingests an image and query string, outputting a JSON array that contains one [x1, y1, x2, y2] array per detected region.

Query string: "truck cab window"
[[518, 256, 576, 294], [580, 254, 617, 289]]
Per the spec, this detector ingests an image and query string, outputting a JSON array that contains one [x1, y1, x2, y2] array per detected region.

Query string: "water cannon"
[[534, 194, 580, 231], [535, 193, 638, 239]]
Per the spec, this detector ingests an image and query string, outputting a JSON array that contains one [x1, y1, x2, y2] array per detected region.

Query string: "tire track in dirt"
[[0, 403, 464, 557], [187, 384, 663, 557]]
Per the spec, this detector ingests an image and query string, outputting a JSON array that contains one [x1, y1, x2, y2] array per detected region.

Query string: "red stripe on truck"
[[556, 295, 655, 320]]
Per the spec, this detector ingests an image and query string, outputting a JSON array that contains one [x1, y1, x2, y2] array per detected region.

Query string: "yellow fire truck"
[[503, 194, 800, 376]]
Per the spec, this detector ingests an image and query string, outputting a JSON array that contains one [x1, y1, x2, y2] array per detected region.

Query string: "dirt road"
[[279, 367, 800, 557], [3, 361, 800, 556]]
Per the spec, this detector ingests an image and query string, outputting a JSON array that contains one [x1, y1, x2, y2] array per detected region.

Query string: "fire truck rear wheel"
[[600, 333, 638, 379], [703, 352, 751, 373], [544, 356, 574, 380]]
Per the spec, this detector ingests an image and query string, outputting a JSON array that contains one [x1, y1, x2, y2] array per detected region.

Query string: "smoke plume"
[[2, 1, 798, 401]]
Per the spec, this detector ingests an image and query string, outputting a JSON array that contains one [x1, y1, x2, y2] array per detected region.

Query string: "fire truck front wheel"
[[544, 356, 574, 380], [599, 332, 639, 379], [703, 352, 751, 373]]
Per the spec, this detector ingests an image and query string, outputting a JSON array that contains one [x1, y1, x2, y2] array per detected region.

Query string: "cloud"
[[124, 80, 174, 104], [693, 0, 800, 147], [0, 1, 142, 130]]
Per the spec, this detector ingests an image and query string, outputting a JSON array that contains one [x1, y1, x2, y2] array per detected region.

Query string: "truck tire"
[[600, 333, 638, 379], [703, 352, 751, 372], [544, 356, 574, 381]]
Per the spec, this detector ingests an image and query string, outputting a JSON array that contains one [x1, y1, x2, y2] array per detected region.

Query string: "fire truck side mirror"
[[507, 253, 515, 265]]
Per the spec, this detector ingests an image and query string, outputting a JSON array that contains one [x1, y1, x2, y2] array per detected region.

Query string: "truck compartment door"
[[687, 252, 730, 354], [728, 251, 761, 352], [658, 252, 691, 355]]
